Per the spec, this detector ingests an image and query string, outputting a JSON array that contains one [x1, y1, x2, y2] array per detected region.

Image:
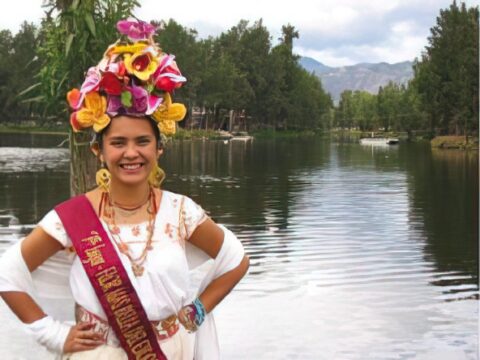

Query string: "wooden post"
[[69, 130, 98, 196]]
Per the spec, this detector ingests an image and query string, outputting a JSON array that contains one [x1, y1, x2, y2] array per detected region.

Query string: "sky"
[[1, 0, 477, 67]]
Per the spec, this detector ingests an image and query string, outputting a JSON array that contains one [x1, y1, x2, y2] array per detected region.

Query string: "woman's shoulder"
[[37, 207, 70, 247], [159, 189, 195, 204], [159, 189, 205, 210], [159, 189, 186, 210]]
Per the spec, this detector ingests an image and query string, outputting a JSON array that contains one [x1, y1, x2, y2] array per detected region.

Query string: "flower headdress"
[[66, 19, 187, 136]]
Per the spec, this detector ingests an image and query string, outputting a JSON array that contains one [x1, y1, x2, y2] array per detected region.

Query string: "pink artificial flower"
[[129, 85, 148, 113], [81, 67, 101, 93], [153, 54, 187, 93], [101, 62, 126, 77], [74, 67, 101, 110], [116, 19, 157, 41], [107, 96, 122, 116], [146, 94, 163, 115]]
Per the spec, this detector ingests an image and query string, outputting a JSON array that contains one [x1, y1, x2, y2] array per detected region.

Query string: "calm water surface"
[[0, 133, 477, 359]]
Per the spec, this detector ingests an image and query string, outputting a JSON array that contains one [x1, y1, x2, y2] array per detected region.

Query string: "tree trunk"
[[69, 131, 99, 196], [229, 110, 234, 132]]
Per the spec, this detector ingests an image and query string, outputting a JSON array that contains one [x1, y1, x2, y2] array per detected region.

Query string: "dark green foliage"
[[412, 1, 478, 136], [0, 23, 42, 122], [335, 82, 424, 134]]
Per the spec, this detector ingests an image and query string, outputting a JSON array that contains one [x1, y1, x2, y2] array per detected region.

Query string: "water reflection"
[[405, 145, 478, 301], [0, 134, 477, 359], [0, 147, 70, 225], [0, 132, 68, 148]]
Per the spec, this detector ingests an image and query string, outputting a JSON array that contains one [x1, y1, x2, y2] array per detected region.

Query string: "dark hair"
[[94, 115, 161, 150]]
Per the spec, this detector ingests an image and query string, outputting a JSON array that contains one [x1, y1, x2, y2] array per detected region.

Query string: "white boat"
[[230, 135, 253, 142], [359, 137, 399, 146]]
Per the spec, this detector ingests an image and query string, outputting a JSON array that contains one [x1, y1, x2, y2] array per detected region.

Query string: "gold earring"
[[148, 164, 165, 188], [96, 163, 111, 192]]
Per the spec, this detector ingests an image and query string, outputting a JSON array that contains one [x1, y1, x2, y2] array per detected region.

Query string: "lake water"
[[0, 133, 477, 359]]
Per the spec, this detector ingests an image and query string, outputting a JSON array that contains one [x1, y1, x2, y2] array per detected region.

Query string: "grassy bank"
[[171, 128, 222, 140], [331, 129, 414, 138], [251, 129, 317, 138], [431, 135, 478, 150], [174, 128, 320, 139], [173, 128, 320, 140]]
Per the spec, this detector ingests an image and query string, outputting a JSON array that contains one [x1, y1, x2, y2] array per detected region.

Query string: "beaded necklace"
[[100, 187, 158, 277]]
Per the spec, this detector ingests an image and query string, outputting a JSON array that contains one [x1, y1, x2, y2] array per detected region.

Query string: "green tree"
[[411, 59, 440, 136], [352, 91, 377, 131], [413, 1, 478, 135], [279, 66, 332, 131], [279, 23, 299, 53], [397, 84, 423, 137], [0, 23, 42, 123], [377, 82, 402, 132], [0, 29, 15, 121], [337, 90, 354, 129]]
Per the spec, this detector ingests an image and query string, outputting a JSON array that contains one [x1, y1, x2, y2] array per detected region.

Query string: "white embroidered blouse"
[[38, 190, 208, 321]]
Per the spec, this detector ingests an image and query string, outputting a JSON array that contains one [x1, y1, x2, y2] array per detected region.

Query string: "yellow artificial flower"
[[107, 42, 148, 56], [76, 92, 111, 132], [124, 49, 158, 81], [151, 93, 186, 135], [158, 119, 177, 135]]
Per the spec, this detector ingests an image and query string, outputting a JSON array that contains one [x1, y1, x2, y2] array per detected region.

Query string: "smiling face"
[[99, 115, 161, 188]]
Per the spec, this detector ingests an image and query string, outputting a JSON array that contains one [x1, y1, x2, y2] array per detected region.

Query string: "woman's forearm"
[[198, 255, 249, 313], [1, 291, 46, 323]]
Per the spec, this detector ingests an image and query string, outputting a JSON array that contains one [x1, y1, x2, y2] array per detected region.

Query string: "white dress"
[[0, 190, 246, 360]]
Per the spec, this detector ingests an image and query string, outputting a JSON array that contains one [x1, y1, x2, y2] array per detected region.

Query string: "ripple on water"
[[0, 147, 69, 173]]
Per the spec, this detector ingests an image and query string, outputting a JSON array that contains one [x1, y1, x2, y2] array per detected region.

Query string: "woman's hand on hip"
[[63, 322, 105, 353]]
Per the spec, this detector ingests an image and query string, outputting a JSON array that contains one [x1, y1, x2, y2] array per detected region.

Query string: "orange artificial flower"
[[66, 88, 81, 109], [76, 92, 111, 132]]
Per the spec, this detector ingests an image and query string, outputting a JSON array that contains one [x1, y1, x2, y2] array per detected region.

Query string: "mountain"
[[299, 57, 333, 74], [299, 57, 414, 103]]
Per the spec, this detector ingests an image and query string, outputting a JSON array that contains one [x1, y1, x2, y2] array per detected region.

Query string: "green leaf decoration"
[[121, 91, 133, 107]]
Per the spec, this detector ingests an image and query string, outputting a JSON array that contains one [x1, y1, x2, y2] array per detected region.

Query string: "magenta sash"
[[55, 195, 167, 360]]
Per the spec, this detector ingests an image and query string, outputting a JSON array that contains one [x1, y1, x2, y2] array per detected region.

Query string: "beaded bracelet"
[[179, 297, 207, 332], [192, 297, 206, 327]]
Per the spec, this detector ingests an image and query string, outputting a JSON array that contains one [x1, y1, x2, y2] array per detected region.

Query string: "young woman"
[[0, 19, 249, 359]]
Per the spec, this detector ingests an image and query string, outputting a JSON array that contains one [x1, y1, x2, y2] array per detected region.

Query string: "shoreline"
[[0, 126, 320, 140], [0, 126, 478, 149], [430, 135, 479, 151]]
